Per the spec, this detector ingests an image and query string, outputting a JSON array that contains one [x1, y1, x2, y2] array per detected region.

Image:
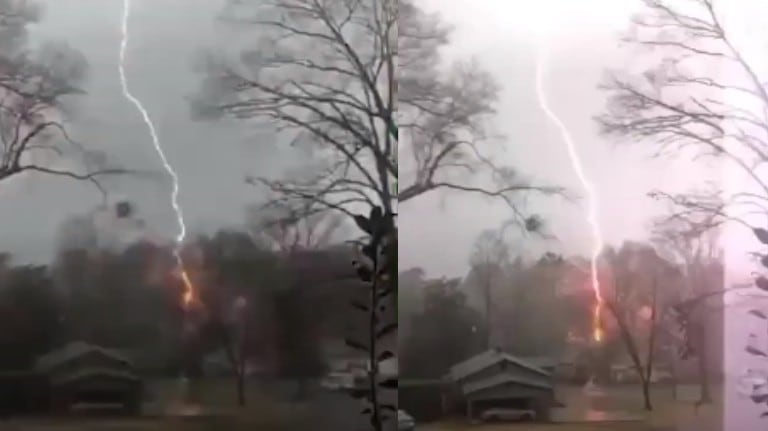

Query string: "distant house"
[[34, 341, 143, 413], [444, 348, 555, 421], [201, 349, 265, 378], [609, 362, 673, 384], [522, 353, 583, 382], [522, 356, 558, 375]]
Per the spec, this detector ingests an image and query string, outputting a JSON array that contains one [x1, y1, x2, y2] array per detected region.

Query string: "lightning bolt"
[[119, 0, 195, 306], [534, 40, 605, 342]]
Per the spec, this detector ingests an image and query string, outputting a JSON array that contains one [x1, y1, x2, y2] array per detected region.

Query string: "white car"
[[398, 409, 415, 431], [480, 408, 536, 422]]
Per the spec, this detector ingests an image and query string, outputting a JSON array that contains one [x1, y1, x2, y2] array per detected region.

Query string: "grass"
[[3, 378, 321, 431], [421, 384, 723, 431]]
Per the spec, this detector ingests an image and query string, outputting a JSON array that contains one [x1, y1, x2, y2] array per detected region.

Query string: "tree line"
[[400, 224, 725, 411], [0, 204, 367, 405]]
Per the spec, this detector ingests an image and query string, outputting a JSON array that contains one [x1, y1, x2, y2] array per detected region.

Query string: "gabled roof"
[[462, 373, 552, 395], [448, 349, 551, 382], [51, 367, 140, 386], [35, 341, 132, 372]]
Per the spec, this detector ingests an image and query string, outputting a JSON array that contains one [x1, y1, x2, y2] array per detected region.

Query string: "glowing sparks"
[[534, 41, 605, 342], [119, 0, 196, 307]]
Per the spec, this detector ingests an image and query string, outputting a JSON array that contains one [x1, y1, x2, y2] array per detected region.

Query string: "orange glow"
[[180, 268, 197, 308], [592, 300, 604, 342]]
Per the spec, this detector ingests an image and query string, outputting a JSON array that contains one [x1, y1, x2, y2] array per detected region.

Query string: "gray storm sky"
[[0, 0, 298, 263], [399, 0, 720, 277]]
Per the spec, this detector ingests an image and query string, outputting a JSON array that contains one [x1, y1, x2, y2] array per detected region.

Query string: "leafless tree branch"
[[0, 5, 129, 195], [598, 0, 768, 231], [194, 0, 564, 227]]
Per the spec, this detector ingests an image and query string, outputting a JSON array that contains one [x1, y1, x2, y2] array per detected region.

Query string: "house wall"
[[468, 384, 553, 421], [468, 384, 550, 401], [452, 359, 554, 422]]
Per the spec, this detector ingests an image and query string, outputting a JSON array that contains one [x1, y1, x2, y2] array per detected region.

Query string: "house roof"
[[35, 342, 132, 371], [448, 349, 552, 382], [50, 367, 140, 386], [462, 373, 552, 395]]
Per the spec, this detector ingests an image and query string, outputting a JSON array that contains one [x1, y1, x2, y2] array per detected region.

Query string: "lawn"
[[1, 381, 722, 431], [3, 378, 367, 431], [421, 384, 723, 431]]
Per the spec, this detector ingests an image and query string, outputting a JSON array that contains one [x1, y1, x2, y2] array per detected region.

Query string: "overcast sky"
[[398, 0, 720, 277], [0, 0, 298, 263], [0, 0, 732, 277]]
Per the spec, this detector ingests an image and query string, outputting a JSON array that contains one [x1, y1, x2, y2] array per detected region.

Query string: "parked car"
[[480, 408, 535, 422], [398, 409, 415, 430], [320, 372, 356, 391]]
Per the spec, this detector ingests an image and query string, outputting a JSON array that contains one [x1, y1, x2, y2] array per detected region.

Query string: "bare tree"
[[652, 216, 725, 405], [192, 0, 564, 227], [192, 0, 396, 218], [245, 201, 347, 254], [468, 229, 509, 349], [602, 242, 680, 411], [597, 0, 768, 230], [0, 1, 125, 191]]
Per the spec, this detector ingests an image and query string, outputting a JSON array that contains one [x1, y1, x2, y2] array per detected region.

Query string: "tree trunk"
[[294, 378, 307, 401], [484, 276, 492, 349], [641, 275, 659, 412], [671, 351, 678, 401], [608, 300, 653, 411], [641, 377, 653, 411], [696, 324, 712, 404], [236, 370, 246, 406]]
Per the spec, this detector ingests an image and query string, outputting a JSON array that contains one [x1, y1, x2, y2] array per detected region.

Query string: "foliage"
[[400, 277, 486, 379], [503, 253, 570, 357], [347, 206, 396, 431], [0, 264, 61, 369], [0, 207, 357, 392], [743, 227, 768, 415], [272, 285, 327, 399]]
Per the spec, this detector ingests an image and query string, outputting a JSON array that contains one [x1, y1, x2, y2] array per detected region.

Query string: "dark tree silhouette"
[[400, 278, 486, 379], [192, 0, 563, 229], [273, 285, 327, 401], [0, 263, 61, 370]]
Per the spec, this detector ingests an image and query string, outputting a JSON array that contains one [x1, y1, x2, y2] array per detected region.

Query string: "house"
[[609, 361, 673, 383], [523, 352, 585, 382], [34, 341, 143, 413], [444, 348, 555, 421], [201, 349, 266, 378]]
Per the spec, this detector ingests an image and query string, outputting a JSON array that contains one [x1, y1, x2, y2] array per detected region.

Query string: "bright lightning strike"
[[534, 42, 605, 343], [119, 0, 196, 307]]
